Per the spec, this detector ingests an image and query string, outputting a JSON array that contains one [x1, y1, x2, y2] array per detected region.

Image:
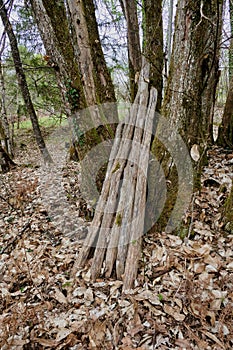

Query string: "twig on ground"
[[0, 194, 16, 210], [0, 220, 31, 254]]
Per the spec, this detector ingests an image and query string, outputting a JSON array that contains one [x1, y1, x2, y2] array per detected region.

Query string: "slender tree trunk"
[[217, 0, 233, 147], [0, 60, 12, 155], [120, 0, 142, 101], [0, 0, 52, 163], [224, 183, 233, 232], [217, 74, 233, 147], [143, 0, 164, 111], [165, 0, 174, 78], [229, 0, 233, 80]]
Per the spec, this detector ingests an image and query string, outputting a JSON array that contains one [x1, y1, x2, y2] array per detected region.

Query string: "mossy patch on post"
[[115, 213, 122, 227]]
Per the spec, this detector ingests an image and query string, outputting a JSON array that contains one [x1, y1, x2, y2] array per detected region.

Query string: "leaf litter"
[[0, 133, 232, 349]]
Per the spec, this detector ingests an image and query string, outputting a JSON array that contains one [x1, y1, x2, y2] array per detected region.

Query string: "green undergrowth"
[[15, 115, 68, 132]]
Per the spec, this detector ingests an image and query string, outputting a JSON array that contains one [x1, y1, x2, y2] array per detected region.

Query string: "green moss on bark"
[[143, 0, 163, 111], [146, 138, 179, 233]]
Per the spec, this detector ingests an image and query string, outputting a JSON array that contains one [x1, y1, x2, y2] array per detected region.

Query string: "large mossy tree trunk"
[[30, 0, 117, 200], [149, 0, 223, 232], [66, 0, 118, 157], [0, 0, 52, 163], [163, 0, 223, 149], [29, 0, 86, 112], [120, 0, 142, 101], [217, 74, 233, 148], [67, 0, 116, 107], [30, 0, 116, 135]]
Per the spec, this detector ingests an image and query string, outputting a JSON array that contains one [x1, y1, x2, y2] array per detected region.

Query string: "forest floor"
[[0, 124, 233, 350]]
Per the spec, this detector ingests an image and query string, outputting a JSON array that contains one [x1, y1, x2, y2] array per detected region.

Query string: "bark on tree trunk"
[[143, 0, 164, 111], [224, 183, 233, 232], [30, 0, 86, 111], [29, 0, 96, 167], [163, 0, 222, 149], [120, 0, 142, 101], [0, 60, 13, 156], [148, 0, 223, 232], [30, 0, 117, 209], [229, 0, 233, 80], [0, 0, 52, 163], [217, 74, 233, 147], [30, 0, 117, 160], [0, 144, 15, 173], [67, 0, 116, 106], [165, 0, 174, 71], [66, 0, 117, 142]]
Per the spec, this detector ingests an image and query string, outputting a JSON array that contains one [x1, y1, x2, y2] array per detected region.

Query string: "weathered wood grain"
[[73, 59, 158, 290]]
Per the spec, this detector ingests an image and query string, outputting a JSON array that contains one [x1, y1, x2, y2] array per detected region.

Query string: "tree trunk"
[[67, 0, 116, 106], [29, 0, 86, 111], [32, 0, 94, 160], [166, 0, 174, 65], [0, 60, 13, 156], [0, 144, 16, 173], [29, 0, 95, 170], [142, 0, 165, 233], [120, 0, 142, 101], [165, 0, 174, 78], [148, 0, 223, 232], [229, 0, 233, 80], [217, 74, 233, 147], [0, 0, 52, 163], [217, 0, 233, 148], [224, 183, 233, 233], [163, 0, 222, 148], [66, 0, 118, 150], [164, 0, 222, 150], [29, 0, 117, 208], [143, 0, 164, 111], [30, 0, 117, 157]]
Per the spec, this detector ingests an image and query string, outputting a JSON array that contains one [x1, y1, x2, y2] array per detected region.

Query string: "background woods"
[[0, 0, 233, 348]]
